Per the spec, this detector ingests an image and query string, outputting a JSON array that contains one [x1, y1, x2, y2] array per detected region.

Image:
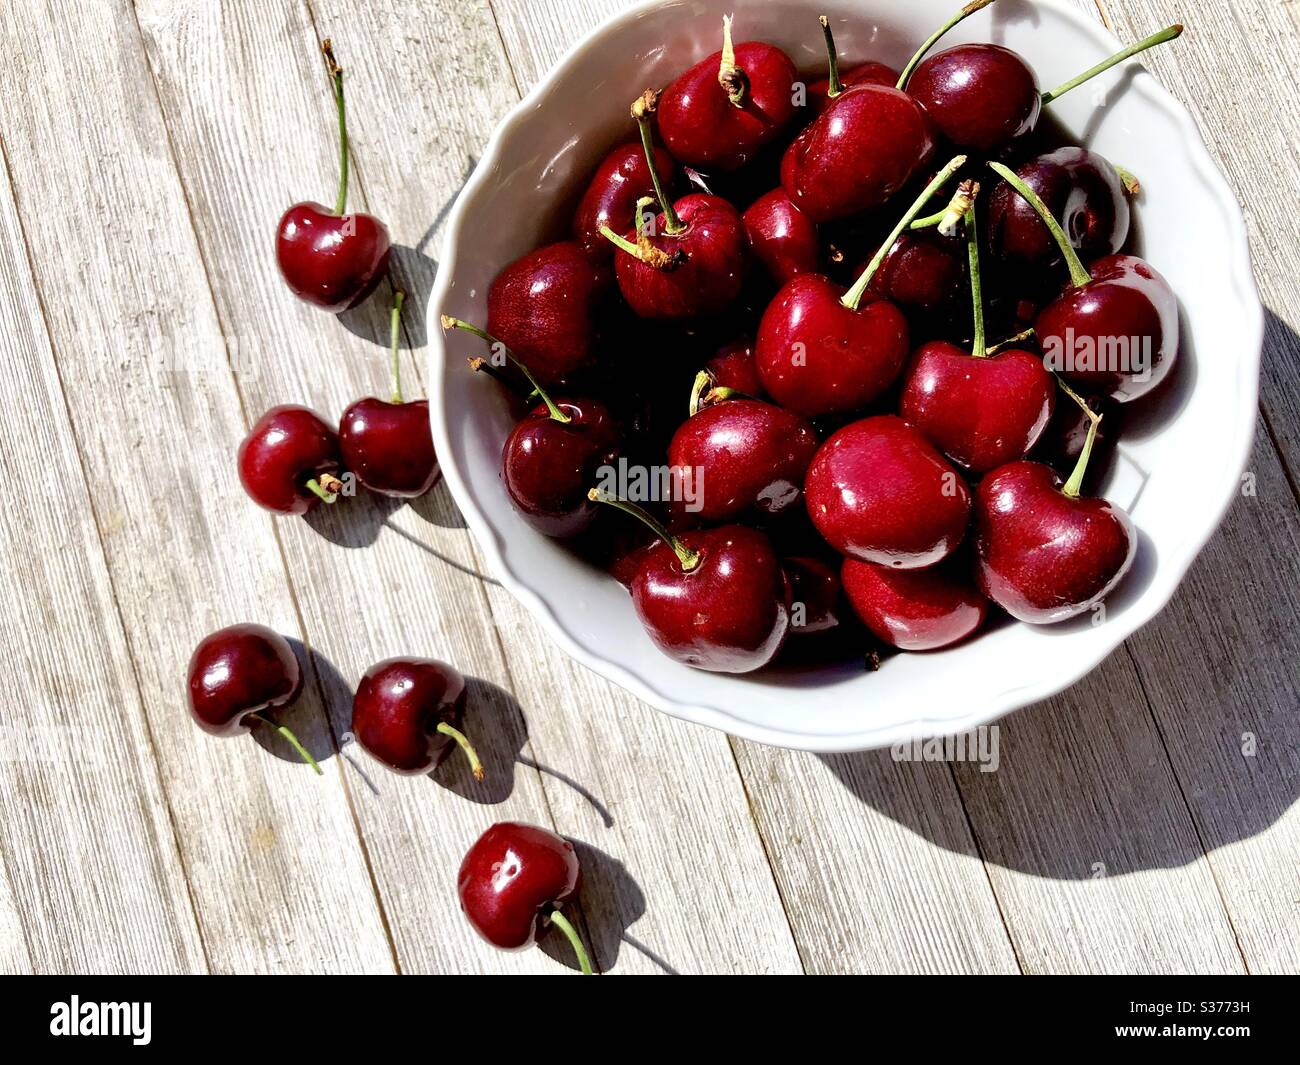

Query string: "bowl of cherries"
[[431, 0, 1262, 752]]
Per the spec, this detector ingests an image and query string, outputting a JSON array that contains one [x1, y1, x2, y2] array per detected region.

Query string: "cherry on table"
[[340, 291, 439, 498], [186, 623, 321, 774], [276, 40, 390, 312], [238, 404, 344, 515], [351, 657, 482, 779], [458, 822, 593, 974]]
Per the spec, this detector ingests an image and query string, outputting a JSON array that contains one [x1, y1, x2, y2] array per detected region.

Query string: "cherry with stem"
[[588, 488, 701, 571], [441, 316, 571, 424], [896, 0, 997, 90]]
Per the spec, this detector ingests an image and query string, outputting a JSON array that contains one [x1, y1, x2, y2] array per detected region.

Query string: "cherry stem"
[[1114, 164, 1141, 196], [587, 488, 701, 572], [988, 161, 1091, 288], [468, 356, 533, 397], [1059, 379, 1104, 498], [819, 15, 844, 99], [1041, 24, 1182, 105], [435, 722, 485, 781], [440, 316, 570, 423], [547, 909, 594, 975], [718, 15, 745, 107], [896, 0, 997, 90], [986, 326, 1035, 356], [909, 209, 945, 230], [321, 40, 348, 217], [252, 713, 323, 775], [389, 289, 406, 404], [631, 91, 683, 234], [598, 223, 684, 271], [842, 154, 967, 310], [688, 369, 749, 416], [965, 198, 985, 357], [304, 476, 339, 504]]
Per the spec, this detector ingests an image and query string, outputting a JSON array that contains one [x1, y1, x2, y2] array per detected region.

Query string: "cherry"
[[668, 393, 818, 521], [186, 623, 321, 774], [866, 231, 966, 317], [656, 16, 799, 172], [339, 291, 439, 498], [573, 140, 677, 260], [705, 336, 764, 397], [987, 147, 1131, 270], [486, 241, 611, 386], [458, 821, 593, 974], [842, 558, 988, 651], [756, 156, 965, 417], [991, 162, 1178, 402], [351, 657, 483, 779], [601, 93, 749, 319], [973, 394, 1135, 623], [1031, 388, 1121, 491], [784, 554, 846, 638], [742, 188, 819, 285], [238, 404, 344, 515], [591, 492, 791, 672], [446, 316, 622, 538], [806, 16, 897, 118], [276, 41, 390, 312], [899, 188, 1055, 472], [805, 414, 971, 568]]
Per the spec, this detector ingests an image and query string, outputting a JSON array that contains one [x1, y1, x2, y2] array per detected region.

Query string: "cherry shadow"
[[428, 676, 528, 805], [250, 637, 342, 769], [302, 488, 404, 548]]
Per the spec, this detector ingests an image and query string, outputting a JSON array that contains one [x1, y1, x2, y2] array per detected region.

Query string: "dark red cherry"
[[908, 44, 1041, 154], [706, 336, 765, 397], [503, 397, 621, 539], [187, 623, 302, 736], [458, 822, 591, 972], [238, 404, 343, 516], [657, 17, 799, 172], [806, 15, 897, 117], [573, 141, 677, 260], [351, 657, 482, 779], [743, 188, 819, 285], [805, 415, 971, 568], [1031, 390, 1121, 492], [900, 342, 1055, 473], [866, 230, 967, 316], [784, 554, 846, 638], [275, 42, 390, 311], [668, 398, 818, 521], [842, 558, 988, 651], [486, 242, 611, 386], [988, 147, 1130, 269]]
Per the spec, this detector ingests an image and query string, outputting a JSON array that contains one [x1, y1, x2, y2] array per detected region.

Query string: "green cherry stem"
[[1057, 377, 1104, 498], [321, 39, 349, 217], [965, 195, 986, 357], [632, 91, 683, 234], [547, 909, 594, 975], [1041, 24, 1183, 106], [587, 488, 701, 571], [897, 0, 998, 90], [842, 154, 967, 311], [389, 289, 406, 403], [435, 722, 485, 781], [252, 713, 324, 775], [987, 161, 1091, 288], [909, 209, 945, 230], [819, 15, 844, 99], [688, 369, 748, 416], [304, 472, 343, 505], [440, 315, 571, 423]]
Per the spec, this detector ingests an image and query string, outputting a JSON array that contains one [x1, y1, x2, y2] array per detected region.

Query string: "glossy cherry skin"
[[502, 398, 621, 538], [1036, 254, 1179, 402], [351, 657, 467, 775], [755, 273, 909, 417], [487, 242, 611, 385], [988, 148, 1129, 269], [805, 415, 971, 568], [743, 189, 819, 285], [632, 526, 791, 673], [612, 194, 749, 319], [974, 461, 1135, 623], [275, 202, 391, 312], [842, 558, 988, 651], [906, 44, 1041, 154], [706, 337, 765, 397], [899, 343, 1055, 474], [784, 554, 845, 637], [573, 142, 677, 260], [458, 822, 581, 951], [866, 231, 967, 317], [658, 41, 799, 171], [339, 398, 438, 498], [668, 398, 819, 521], [186, 623, 302, 736], [781, 84, 937, 222], [238, 405, 342, 515], [807, 62, 899, 117]]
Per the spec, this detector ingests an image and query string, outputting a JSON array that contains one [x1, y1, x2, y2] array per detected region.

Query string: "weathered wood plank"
[[0, 0, 395, 972], [0, 136, 204, 973]]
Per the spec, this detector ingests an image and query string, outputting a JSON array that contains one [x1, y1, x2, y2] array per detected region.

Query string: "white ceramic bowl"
[[429, 0, 1262, 751]]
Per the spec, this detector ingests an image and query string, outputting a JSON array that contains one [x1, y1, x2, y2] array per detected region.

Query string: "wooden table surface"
[[1, 0, 1296, 975]]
